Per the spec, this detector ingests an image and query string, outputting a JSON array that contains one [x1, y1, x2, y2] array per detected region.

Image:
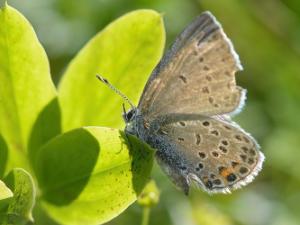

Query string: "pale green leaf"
[[0, 4, 60, 171], [36, 127, 154, 225], [0, 180, 13, 201], [0, 168, 35, 224], [0, 179, 13, 216], [58, 9, 165, 131]]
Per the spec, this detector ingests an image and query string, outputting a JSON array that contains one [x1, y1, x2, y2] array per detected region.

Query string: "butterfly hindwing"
[[151, 114, 264, 194]]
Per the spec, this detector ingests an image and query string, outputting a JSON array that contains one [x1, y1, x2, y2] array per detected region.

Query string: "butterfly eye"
[[125, 109, 135, 121]]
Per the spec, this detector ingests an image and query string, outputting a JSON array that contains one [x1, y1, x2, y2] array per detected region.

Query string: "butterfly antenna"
[[122, 103, 127, 115], [96, 75, 135, 109]]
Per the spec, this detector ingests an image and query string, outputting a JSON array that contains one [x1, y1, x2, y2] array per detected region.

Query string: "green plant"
[[0, 2, 165, 224]]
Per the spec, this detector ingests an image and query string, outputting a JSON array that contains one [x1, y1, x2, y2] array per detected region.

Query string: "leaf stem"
[[141, 206, 151, 225]]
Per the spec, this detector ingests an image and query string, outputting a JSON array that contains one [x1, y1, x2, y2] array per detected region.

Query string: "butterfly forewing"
[[138, 12, 244, 118], [154, 116, 264, 193]]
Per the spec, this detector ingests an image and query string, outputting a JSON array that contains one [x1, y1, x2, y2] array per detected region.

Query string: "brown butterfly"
[[97, 11, 264, 194]]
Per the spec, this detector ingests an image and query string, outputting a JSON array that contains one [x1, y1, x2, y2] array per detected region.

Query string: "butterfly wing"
[[134, 11, 264, 194], [138, 11, 244, 118], [150, 114, 264, 194]]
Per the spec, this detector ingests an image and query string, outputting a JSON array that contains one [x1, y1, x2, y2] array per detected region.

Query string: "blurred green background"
[[9, 0, 300, 224]]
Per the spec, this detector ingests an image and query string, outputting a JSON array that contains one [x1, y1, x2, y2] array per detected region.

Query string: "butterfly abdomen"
[[147, 132, 191, 194]]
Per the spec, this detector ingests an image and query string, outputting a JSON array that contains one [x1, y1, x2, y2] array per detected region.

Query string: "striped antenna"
[[96, 75, 135, 109]]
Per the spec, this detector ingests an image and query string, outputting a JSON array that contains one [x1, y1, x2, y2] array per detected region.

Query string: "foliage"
[[0, 3, 164, 224], [0, 168, 35, 225]]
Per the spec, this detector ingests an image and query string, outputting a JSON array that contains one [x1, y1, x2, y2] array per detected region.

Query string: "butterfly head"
[[122, 106, 137, 123], [123, 106, 141, 136]]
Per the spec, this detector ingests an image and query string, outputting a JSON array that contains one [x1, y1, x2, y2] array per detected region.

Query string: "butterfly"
[[97, 11, 265, 194]]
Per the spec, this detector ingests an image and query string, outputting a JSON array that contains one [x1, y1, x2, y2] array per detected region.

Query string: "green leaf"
[[58, 9, 165, 131], [0, 180, 13, 201], [0, 168, 35, 224], [0, 179, 12, 215], [0, 5, 60, 171], [31, 201, 61, 225], [36, 127, 154, 225]]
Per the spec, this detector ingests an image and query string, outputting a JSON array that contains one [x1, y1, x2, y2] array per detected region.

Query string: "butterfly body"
[[120, 11, 265, 194], [125, 110, 192, 194]]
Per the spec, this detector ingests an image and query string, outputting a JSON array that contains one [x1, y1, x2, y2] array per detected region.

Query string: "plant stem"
[[141, 207, 151, 225]]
